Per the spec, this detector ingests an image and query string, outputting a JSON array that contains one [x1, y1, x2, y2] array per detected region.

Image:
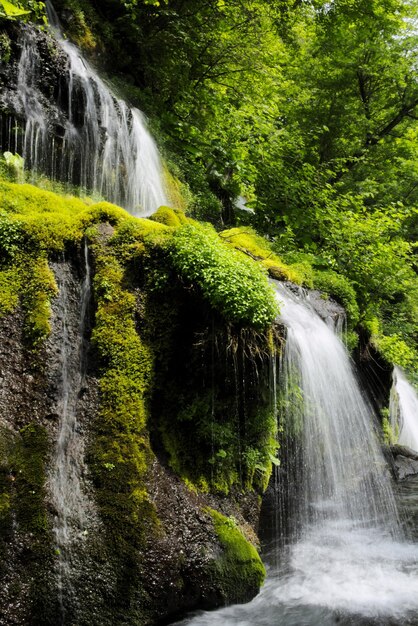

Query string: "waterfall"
[[177, 283, 418, 625], [390, 366, 418, 452], [7, 1, 168, 216], [275, 283, 399, 532], [49, 242, 94, 621]]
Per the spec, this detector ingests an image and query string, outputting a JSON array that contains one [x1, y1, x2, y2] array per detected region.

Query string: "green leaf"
[[268, 452, 280, 467], [0, 0, 30, 18]]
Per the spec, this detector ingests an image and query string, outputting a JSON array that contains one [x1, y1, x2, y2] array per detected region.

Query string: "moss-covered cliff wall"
[[0, 178, 287, 624]]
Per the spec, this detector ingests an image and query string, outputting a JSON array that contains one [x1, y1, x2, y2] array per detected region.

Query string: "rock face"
[[391, 445, 418, 481], [0, 243, 269, 625], [0, 22, 68, 158]]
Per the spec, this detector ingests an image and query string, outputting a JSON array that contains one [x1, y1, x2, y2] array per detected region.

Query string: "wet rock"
[[0, 249, 264, 626], [391, 444, 418, 461], [394, 455, 418, 481], [391, 445, 418, 480], [280, 282, 345, 324]]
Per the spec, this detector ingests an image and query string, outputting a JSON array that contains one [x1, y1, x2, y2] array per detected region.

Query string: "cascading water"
[[49, 242, 95, 622], [5, 1, 168, 216], [390, 366, 418, 452], [177, 283, 418, 625], [276, 283, 399, 533]]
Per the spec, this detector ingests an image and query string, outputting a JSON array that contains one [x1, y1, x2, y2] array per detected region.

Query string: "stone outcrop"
[[391, 445, 418, 481]]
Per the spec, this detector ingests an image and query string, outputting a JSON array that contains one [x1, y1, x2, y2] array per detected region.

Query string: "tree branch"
[[329, 97, 418, 183]]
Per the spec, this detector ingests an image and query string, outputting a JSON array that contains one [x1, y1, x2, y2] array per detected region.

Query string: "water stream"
[[49, 242, 94, 622], [5, 2, 168, 216], [177, 283, 418, 625], [390, 366, 418, 452]]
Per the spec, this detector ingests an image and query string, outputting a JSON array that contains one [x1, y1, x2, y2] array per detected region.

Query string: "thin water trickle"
[[176, 283, 418, 625], [7, 1, 168, 216], [50, 241, 92, 621], [390, 366, 418, 452]]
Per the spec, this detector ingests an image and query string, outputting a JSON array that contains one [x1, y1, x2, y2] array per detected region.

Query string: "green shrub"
[[170, 223, 278, 329]]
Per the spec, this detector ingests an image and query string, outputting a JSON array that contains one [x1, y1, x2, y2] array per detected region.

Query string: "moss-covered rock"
[[143, 266, 279, 495], [149, 205, 188, 228], [313, 269, 360, 326], [220, 227, 304, 284], [208, 508, 266, 604], [89, 227, 157, 551]]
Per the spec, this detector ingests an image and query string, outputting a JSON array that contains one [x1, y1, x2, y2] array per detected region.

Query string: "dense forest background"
[[3, 0, 418, 379]]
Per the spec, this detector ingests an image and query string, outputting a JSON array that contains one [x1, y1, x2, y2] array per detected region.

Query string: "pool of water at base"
[[174, 476, 418, 626]]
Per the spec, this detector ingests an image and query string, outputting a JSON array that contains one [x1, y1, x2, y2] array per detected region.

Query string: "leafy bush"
[[170, 223, 278, 329]]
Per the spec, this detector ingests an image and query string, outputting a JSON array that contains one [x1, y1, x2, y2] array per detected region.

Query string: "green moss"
[[0, 179, 145, 252], [0, 177, 148, 348], [109, 216, 171, 262], [79, 201, 130, 229], [220, 227, 304, 284], [381, 408, 396, 445], [0, 181, 82, 344], [0, 267, 21, 315], [11, 424, 49, 533], [43, 0, 100, 52], [0, 180, 87, 250], [22, 257, 58, 346], [149, 205, 187, 228], [171, 223, 278, 329], [162, 166, 192, 212], [0, 32, 11, 62], [89, 229, 157, 549], [0, 252, 58, 346], [0, 208, 23, 257], [0, 423, 50, 538], [208, 508, 265, 603]]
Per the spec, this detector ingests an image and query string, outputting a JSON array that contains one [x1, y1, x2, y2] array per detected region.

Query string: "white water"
[[390, 366, 418, 452], [10, 2, 168, 216], [276, 284, 399, 530], [178, 284, 418, 625]]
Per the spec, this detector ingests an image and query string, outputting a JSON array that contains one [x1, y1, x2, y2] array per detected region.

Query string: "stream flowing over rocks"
[[176, 284, 418, 626]]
